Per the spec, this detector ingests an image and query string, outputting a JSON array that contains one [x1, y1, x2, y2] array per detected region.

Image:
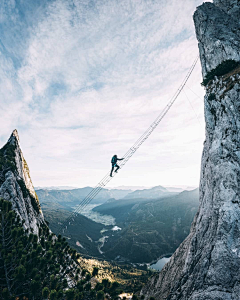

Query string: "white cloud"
[[1, 0, 206, 188]]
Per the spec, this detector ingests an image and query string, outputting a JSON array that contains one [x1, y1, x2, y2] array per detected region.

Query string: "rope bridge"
[[57, 56, 199, 236]]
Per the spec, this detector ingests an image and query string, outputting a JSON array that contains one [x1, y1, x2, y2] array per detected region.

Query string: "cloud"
[[1, 0, 205, 187]]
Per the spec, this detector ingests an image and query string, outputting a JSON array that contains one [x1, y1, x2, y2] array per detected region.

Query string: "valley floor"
[[77, 256, 153, 294]]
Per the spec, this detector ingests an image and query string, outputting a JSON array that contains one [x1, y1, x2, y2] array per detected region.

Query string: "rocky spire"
[[141, 1, 240, 299], [0, 130, 45, 235], [193, 0, 240, 77]]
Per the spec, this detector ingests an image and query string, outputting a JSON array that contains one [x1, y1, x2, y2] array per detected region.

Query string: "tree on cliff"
[[0, 199, 122, 299], [0, 199, 80, 299]]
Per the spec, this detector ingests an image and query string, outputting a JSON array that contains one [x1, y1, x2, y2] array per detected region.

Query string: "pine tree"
[[0, 199, 123, 299], [92, 267, 99, 277], [0, 199, 80, 299], [96, 290, 104, 300]]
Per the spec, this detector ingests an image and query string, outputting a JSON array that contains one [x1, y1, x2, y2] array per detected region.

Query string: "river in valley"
[[76, 204, 116, 225], [150, 256, 171, 271]]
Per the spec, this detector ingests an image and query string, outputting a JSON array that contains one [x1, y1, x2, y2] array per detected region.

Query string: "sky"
[[0, 0, 207, 188]]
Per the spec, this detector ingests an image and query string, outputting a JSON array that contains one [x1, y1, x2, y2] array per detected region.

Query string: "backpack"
[[111, 156, 116, 164]]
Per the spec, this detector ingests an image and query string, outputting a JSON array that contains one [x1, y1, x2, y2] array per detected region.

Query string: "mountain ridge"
[[0, 130, 45, 235], [122, 185, 177, 200]]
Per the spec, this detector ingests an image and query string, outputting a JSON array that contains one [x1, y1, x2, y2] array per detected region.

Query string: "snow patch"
[[76, 241, 85, 248], [112, 226, 122, 231], [86, 234, 93, 242]]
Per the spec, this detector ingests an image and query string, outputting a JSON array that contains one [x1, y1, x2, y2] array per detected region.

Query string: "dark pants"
[[110, 163, 120, 176]]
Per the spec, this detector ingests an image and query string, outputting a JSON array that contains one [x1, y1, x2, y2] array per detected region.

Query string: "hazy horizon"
[[34, 184, 198, 191]]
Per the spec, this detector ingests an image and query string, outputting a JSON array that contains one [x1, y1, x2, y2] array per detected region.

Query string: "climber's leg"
[[110, 165, 114, 177], [115, 164, 120, 173]]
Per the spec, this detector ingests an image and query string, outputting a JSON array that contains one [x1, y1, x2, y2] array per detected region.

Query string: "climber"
[[110, 155, 124, 177]]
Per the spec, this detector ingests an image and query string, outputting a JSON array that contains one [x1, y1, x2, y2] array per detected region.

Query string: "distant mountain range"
[[36, 185, 197, 192], [108, 185, 152, 191], [122, 185, 176, 200], [37, 187, 133, 211], [39, 184, 200, 263], [94, 189, 199, 263], [37, 184, 193, 211], [35, 186, 78, 190]]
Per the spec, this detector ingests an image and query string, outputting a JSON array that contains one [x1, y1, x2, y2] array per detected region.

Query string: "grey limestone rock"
[[193, 1, 240, 78], [141, 1, 240, 299], [214, 0, 240, 20], [0, 130, 45, 235], [141, 64, 240, 300]]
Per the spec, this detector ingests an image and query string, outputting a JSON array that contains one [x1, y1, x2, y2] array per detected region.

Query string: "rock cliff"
[[214, 0, 240, 18], [141, 1, 240, 299], [194, 0, 240, 77], [0, 130, 45, 235]]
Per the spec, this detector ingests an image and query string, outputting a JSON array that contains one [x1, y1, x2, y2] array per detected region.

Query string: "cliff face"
[[194, 1, 240, 77], [0, 130, 45, 235], [141, 1, 240, 299]]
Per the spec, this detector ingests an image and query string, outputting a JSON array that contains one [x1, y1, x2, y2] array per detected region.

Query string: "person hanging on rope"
[[110, 155, 124, 177]]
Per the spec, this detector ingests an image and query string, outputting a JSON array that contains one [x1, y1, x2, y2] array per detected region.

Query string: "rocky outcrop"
[[214, 0, 240, 19], [0, 130, 45, 235], [141, 1, 240, 299], [194, 1, 240, 77]]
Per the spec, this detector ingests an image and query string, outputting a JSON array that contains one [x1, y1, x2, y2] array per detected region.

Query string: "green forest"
[[0, 199, 128, 300]]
